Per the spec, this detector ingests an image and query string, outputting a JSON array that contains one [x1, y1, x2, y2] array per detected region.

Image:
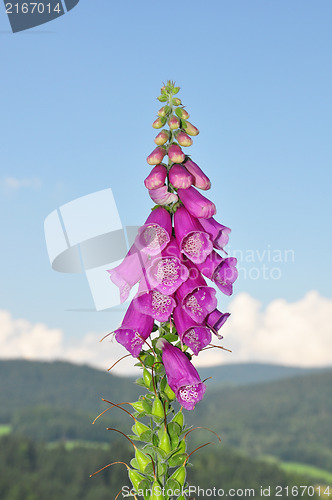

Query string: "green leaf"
[[167, 422, 181, 438], [138, 479, 152, 500], [130, 458, 139, 469], [163, 333, 178, 342], [140, 430, 153, 442], [135, 378, 146, 387], [165, 477, 181, 492], [168, 453, 187, 467]]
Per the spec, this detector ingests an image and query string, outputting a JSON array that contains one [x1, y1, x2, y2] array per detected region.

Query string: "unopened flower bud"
[[168, 144, 185, 164], [154, 129, 170, 146], [152, 116, 166, 129], [157, 94, 168, 102], [147, 147, 166, 165], [168, 116, 181, 130], [184, 159, 211, 190], [144, 164, 167, 189], [175, 130, 193, 147], [172, 410, 184, 427], [149, 185, 178, 205], [135, 448, 150, 472], [169, 164, 193, 189], [173, 86, 180, 95], [182, 120, 199, 136], [172, 97, 182, 106], [158, 105, 171, 117], [175, 108, 190, 120]]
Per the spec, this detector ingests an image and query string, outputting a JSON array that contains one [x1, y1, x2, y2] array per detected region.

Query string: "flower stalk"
[[96, 81, 237, 499]]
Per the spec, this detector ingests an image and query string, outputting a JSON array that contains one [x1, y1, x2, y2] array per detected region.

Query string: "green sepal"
[[167, 422, 181, 444], [164, 383, 176, 401], [128, 469, 145, 491], [141, 353, 155, 367], [173, 86, 180, 94], [165, 477, 181, 493], [163, 333, 178, 342], [181, 119, 188, 129], [142, 399, 153, 414], [132, 421, 151, 436], [175, 108, 183, 118], [168, 453, 187, 467], [160, 376, 167, 392], [138, 479, 152, 500], [145, 444, 167, 460], [172, 411, 184, 428], [144, 461, 167, 477], [170, 466, 186, 486], [140, 430, 153, 442], [135, 377, 146, 387], [158, 94, 168, 102], [177, 439, 186, 454], [131, 401, 145, 412], [127, 434, 142, 442], [151, 397, 164, 418], [130, 458, 139, 469], [135, 448, 151, 472], [151, 480, 164, 500]]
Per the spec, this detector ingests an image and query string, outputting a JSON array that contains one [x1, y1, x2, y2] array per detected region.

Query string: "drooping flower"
[[205, 309, 230, 339], [168, 116, 181, 130], [168, 144, 185, 164], [198, 217, 231, 252], [184, 159, 211, 190], [156, 338, 206, 410], [177, 186, 216, 219], [169, 164, 193, 189], [182, 121, 199, 136], [152, 117, 166, 129], [144, 165, 167, 190], [107, 243, 148, 303], [196, 252, 238, 295], [135, 206, 172, 255], [146, 238, 189, 295], [173, 305, 212, 355], [114, 300, 154, 357], [147, 146, 166, 165], [175, 130, 193, 147], [154, 130, 170, 146], [175, 261, 217, 323], [149, 185, 178, 205], [133, 273, 176, 322], [174, 206, 213, 264]]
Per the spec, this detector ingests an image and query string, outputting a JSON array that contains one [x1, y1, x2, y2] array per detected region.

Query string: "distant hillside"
[[197, 362, 329, 386], [191, 370, 332, 471], [1, 359, 331, 473]]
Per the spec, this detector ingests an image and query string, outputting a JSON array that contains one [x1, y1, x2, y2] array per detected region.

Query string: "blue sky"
[[0, 1, 331, 370]]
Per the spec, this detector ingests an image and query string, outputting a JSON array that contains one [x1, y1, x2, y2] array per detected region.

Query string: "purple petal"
[[213, 257, 238, 296], [114, 301, 154, 357], [147, 238, 189, 295], [133, 289, 176, 322], [173, 305, 212, 355], [177, 186, 216, 219], [205, 309, 230, 339], [198, 217, 231, 251], [136, 207, 172, 255], [107, 246, 148, 303], [174, 207, 213, 264], [156, 338, 206, 409]]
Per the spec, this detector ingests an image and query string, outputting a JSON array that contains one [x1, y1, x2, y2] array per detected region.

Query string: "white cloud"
[[1, 291, 331, 375], [1, 177, 41, 191]]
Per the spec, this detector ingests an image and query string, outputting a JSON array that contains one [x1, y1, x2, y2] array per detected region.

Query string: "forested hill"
[[1, 359, 329, 420]]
